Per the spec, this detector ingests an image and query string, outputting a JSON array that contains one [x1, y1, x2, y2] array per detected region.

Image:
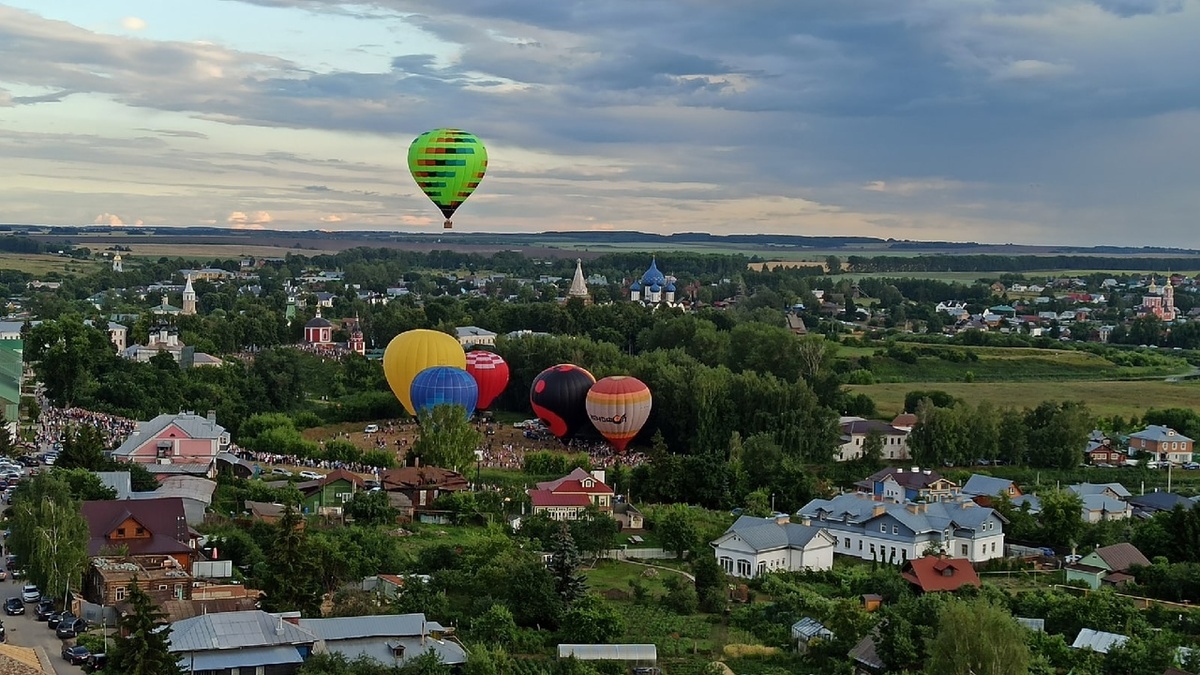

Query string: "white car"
[[270, 468, 293, 477], [21, 584, 39, 603], [364, 424, 380, 434], [299, 471, 322, 480], [1064, 554, 1082, 565]]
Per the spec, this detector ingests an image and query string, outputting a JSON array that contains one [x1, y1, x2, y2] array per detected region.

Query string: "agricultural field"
[[0, 252, 101, 276], [120, 243, 341, 258], [848, 378, 1200, 418], [847, 343, 1190, 385]]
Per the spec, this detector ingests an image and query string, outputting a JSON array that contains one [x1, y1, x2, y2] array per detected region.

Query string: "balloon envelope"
[[465, 350, 510, 410], [411, 366, 479, 419], [529, 364, 596, 440], [408, 128, 488, 226], [586, 376, 652, 453], [383, 329, 466, 417]]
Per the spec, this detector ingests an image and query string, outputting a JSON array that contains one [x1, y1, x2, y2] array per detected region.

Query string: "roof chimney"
[[207, 410, 216, 424], [911, 466, 919, 473]]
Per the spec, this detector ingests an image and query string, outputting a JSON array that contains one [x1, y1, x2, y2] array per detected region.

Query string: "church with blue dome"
[[629, 257, 680, 307]]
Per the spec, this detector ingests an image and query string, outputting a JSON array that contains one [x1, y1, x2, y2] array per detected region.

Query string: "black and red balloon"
[[529, 364, 596, 440], [465, 350, 510, 410]]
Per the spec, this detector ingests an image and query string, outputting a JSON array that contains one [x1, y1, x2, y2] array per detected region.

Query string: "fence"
[[599, 547, 678, 561], [76, 600, 119, 627]]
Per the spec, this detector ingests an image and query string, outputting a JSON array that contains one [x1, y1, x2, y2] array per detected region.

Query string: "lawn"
[[848, 379, 1200, 417]]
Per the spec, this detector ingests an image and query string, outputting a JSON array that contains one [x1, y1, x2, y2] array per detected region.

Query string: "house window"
[[135, 528, 145, 536], [879, 524, 886, 532], [859, 541, 863, 551], [991, 542, 996, 553], [961, 544, 969, 557], [892, 525, 898, 535], [757, 562, 767, 576], [737, 560, 751, 577], [114, 587, 126, 601], [844, 538, 850, 549], [720, 557, 733, 573], [158, 584, 167, 591], [116, 528, 125, 538]]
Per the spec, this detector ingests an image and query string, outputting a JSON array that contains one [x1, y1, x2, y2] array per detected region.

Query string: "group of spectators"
[[33, 399, 137, 452], [236, 450, 385, 477]]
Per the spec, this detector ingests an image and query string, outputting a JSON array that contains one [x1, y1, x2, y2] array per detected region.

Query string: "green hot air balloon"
[[408, 128, 488, 229]]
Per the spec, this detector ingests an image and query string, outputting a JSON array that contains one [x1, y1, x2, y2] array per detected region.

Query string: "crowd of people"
[[33, 397, 138, 452], [236, 450, 385, 478]]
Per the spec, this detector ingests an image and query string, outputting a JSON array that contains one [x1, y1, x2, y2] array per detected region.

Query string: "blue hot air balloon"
[[410, 366, 479, 419]]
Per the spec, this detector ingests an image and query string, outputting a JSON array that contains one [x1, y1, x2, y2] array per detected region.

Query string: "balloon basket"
[[443, 220, 453, 229]]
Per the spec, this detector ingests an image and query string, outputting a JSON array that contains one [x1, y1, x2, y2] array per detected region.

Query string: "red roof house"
[[81, 497, 198, 569], [901, 555, 981, 593], [529, 468, 614, 521]]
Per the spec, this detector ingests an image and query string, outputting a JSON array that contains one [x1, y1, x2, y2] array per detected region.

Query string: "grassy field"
[[120, 243, 342, 258], [0, 252, 102, 276], [848, 379, 1200, 417]]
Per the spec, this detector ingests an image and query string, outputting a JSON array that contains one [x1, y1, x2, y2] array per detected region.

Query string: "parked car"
[[364, 424, 380, 433], [20, 584, 39, 603], [299, 470, 322, 480], [49, 610, 78, 629], [3, 598, 24, 615], [35, 600, 56, 621], [83, 653, 107, 673], [56, 617, 88, 639], [1184, 462, 1200, 470], [62, 644, 90, 665], [270, 468, 293, 477]]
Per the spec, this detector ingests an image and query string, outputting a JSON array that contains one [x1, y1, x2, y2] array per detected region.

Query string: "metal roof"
[[1069, 482, 1132, 499], [557, 644, 657, 662], [1071, 628, 1128, 654], [169, 611, 316, 652], [179, 645, 305, 671], [722, 516, 826, 552], [962, 474, 1016, 497], [298, 614, 427, 641], [320, 636, 468, 666], [113, 412, 227, 457], [791, 617, 833, 641]]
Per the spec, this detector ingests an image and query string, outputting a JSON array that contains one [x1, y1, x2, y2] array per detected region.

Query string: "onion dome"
[[640, 257, 666, 287]]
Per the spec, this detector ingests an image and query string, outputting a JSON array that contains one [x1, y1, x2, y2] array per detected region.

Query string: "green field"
[[0, 252, 102, 276], [848, 379, 1200, 417]]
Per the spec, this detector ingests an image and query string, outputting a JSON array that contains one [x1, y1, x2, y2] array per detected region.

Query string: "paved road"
[[1, 579, 64, 675]]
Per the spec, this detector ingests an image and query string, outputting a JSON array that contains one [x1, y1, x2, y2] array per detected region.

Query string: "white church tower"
[[182, 275, 197, 316]]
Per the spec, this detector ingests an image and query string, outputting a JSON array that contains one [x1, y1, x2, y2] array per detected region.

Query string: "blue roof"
[[666, 283, 676, 292], [722, 515, 826, 552], [799, 493, 1000, 535], [961, 474, 1015, 497], [630, 281, 642, 291], [1012, 495, 1042, 512], [1129, 424, 1194, 444], [179, 645, 305, 671], [640, 258, 666, 286]]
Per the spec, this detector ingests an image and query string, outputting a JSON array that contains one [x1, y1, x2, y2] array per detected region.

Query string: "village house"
[[1128, 425, 1194, 465], [710, 515, 836, 578], [86, 554, 193, 605], [81, 497, 199, 569], [528, 468, 615, 521], [381, 466, 469, 514], [297, 613, 468, 668], [1068, 483, 1132, 522], [798, 493, 1005, 565], [854, 467, 960, 503], [295, 470, 365, 516], [900, 554, 981, 593], [836, 418, 911, 462], [960, 474, 1023, 508], [111, 411, 230, 478], [455, 325, 498, 347], [1065, 542, 1151, 590], [168, 610, 317, 675]]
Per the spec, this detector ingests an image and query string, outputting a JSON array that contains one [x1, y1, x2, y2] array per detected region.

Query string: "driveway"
[[1, 578, 64, 674]]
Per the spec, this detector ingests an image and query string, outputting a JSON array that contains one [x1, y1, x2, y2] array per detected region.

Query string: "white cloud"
[[133, 218, 144, 226], [990, 59, 1075, 81], [319, 214, 342, 222], [227, 210, 273, 227], [93, 212, 123, 226], [863, 179, 970, 196], [120, 17, 147, 31]]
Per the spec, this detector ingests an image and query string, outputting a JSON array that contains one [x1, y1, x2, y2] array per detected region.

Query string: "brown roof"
[[0, 645, 44, 674], [322, 469, 365, 488], [864, 467, 946, 490], [1093, 543, 1151, 572], [81, 497, 192, 557], [149, 597, 259, 623], [848, 633, 884, 670], [380, 466, 468, 491], [901, 555, 981, 593]]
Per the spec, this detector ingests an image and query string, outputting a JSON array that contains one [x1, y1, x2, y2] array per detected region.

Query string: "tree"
[[859, 429, 884, 470], [105, 584, 186, 675], [657, 504, 700, 559], [57, 467, 118, 501], [57, 424, 109, 470], [6, 473, 89, 602], [344, 489, 397, 526], [470, 604, 517, 647], [1038, 489, 1084, 550], [0, 411, 15, 458], [259, 505, 322, 616], [570, 507, 619, 558], [557, 594, 625, 644], [924, 596, 1029, 675], [548, 524, 588, 604], [410, 404, 483, 472], [693, 551, 728, 613]]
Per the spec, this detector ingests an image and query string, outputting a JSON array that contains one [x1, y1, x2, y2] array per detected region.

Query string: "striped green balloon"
[[407, 128, 488, 229]]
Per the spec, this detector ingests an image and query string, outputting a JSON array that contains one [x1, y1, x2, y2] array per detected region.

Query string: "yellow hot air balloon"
[[383, 329, 466, 416]]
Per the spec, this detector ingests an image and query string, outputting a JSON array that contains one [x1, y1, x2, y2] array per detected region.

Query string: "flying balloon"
[[383, 329, 466, 417], [408, 128, 488, 230], [410, 366, 479, 419], [465, 350, 510, 410], [585, 376, 652, 453], [529, 364, 596, 441]]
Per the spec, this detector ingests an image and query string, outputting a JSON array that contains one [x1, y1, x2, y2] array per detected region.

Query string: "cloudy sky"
[[1, 0, 1198, 245]]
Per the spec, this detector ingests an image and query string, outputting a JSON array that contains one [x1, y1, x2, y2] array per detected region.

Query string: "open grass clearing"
[[849, 379, 1200, 417], [0, 252, 101, 276]]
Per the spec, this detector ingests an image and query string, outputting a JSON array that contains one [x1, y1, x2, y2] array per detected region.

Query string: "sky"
[[1, 1, 1198, 246]]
